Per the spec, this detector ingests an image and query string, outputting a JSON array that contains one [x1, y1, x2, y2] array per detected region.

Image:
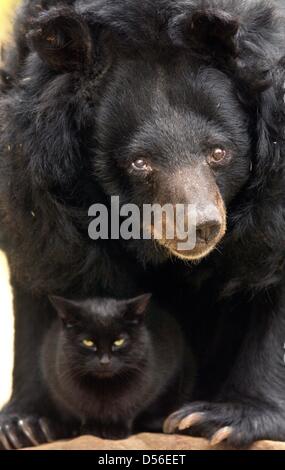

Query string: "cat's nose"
[[100, 354, 111, 366]]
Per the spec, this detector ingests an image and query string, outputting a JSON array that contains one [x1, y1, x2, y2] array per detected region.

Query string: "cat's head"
[[49, 293, 152, 379]]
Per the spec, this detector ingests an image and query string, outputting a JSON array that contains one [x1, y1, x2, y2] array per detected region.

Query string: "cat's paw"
[[0, 414, 61, 450], [163, 401, 285, 448]]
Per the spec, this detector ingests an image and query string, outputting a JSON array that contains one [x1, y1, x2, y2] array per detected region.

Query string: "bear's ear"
[[170, 8, 239, 58], [27, 8, 93, 72]]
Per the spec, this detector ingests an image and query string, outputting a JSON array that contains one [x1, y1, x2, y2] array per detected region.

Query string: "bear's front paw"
[[0, 414, 63, 450], [163, 401, 285, 448]]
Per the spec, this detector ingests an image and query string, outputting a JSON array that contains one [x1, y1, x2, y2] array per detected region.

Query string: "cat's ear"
[[49, 295, 80, 324], [124, 294, 152, 318], [26, 7, 93, 72], [169, 8, 239, 58]]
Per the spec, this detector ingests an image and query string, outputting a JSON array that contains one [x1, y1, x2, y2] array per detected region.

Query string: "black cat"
[[40, 294, 194, 441]]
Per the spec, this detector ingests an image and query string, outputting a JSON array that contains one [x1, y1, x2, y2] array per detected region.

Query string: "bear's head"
[[18, 0, 283, 264]]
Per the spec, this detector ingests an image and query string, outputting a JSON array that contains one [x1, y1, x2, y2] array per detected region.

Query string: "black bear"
[[1, 0, 285, 449]]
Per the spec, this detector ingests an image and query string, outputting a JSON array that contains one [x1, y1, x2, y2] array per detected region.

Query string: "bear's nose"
[[196, 221, 221, 244]]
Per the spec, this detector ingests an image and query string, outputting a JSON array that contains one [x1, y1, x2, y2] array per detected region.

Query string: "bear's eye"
[[208, 148, 229, 166], [82, 339, 96, 349], [131, 159, 152, 173]]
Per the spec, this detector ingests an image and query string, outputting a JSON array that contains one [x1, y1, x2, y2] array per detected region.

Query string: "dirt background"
[[0, 251, 13, 409], [0, 0, 17, 412]]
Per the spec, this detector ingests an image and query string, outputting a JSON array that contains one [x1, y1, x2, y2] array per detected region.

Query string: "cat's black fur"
[[41, 294, 192, 441], [1, 0, 285, 450]]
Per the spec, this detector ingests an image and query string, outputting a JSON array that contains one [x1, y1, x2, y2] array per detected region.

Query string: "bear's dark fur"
[[1, 0, 285, 448]]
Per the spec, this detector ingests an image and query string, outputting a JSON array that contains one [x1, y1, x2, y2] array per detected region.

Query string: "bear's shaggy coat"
[[1, 0, 285, 448]]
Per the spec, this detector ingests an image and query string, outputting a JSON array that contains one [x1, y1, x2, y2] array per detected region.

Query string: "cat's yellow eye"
[[82, 339, 95, 348], [113, 338, 125, 348]]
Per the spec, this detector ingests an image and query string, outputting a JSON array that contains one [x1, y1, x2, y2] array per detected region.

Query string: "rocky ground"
[[24, 434, 285, 451]]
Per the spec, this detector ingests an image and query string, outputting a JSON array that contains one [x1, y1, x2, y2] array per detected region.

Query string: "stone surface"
[[24, 434, 285, 451]]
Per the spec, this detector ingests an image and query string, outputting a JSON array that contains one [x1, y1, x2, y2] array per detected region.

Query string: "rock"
[[250, 440, 285, 451], [23, 433, 285, 450]]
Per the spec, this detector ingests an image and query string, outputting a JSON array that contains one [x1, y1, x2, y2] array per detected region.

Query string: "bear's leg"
[[164, 293, 285, 447], [0, 284, 69, 449]]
